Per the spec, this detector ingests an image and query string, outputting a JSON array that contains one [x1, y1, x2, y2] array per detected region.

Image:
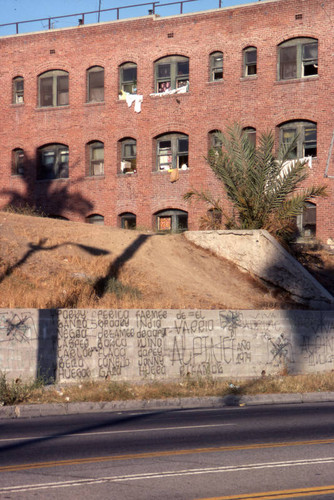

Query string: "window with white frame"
[[11, 148, 25, 176], [38, 70, 69, 107], [119, 63, 137, 94], [155, 56, 189, 93], [243, 47, 257, 76], [12, 77, 24, 104], [278, 38, 318, 80], [87, 66, 104, 102], [87, 141, 104, 176], [210, 52, 223, 81], [156, 133, 188, 171], [37, 143, 69, 180], [279, 121, 317, 159], [120, 138, 137, 174]]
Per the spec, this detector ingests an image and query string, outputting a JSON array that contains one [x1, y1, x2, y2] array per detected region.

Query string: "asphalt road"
[[0, 403, 334, 499]]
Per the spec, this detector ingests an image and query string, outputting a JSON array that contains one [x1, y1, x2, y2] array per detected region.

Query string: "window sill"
[[84, 101, 105, 107], [150, 90, 190, 98], [35, 105, 70, 111], [152, 168, 189, 174], [11, 103, 24, 107], [275, 75, 319, 85], [36, 177, 69, 182], [85, 174, 105, 179], [206, 79, 224, 85], [240, 75, 258, 82], [117, 172, 138, 177]]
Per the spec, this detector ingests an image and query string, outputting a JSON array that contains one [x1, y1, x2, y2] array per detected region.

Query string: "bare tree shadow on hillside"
[[0, 238, 110, 284], [94, 234, 151, 298], [1, 152, 93, 218]]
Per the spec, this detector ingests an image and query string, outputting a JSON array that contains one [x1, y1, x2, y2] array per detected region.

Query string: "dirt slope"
[[0, 211, 309, 309]]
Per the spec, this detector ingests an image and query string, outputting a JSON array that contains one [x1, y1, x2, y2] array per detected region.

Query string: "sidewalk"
[[1, 392, 334, 419]]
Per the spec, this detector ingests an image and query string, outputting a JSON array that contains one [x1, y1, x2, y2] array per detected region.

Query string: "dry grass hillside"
[[1, 211, 333, 310]]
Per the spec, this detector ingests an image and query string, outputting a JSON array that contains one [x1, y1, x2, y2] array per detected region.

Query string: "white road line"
[[2, 457, 334, 493], [0, 423, 236, 442]]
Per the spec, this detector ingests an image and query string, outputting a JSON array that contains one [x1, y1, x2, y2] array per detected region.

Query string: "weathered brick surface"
[[0, 0, 333, 239]]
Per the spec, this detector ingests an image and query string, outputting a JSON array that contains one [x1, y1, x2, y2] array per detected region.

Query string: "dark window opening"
[[11, 148, 25, 176], [87, 66, 104, 102], [37, 143, 69, 180], [119, 212, 136, 229], [296, 202, 316, 238]]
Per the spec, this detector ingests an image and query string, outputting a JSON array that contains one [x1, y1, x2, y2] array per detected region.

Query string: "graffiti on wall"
[[0, 311, 37, 344], [2, 308, 334, 382]]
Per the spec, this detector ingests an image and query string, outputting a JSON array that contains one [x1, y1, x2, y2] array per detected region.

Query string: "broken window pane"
[[279, 38, 318, 80]]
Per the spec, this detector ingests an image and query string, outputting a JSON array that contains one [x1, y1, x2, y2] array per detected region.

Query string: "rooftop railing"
[[0, 0, 223, 36]]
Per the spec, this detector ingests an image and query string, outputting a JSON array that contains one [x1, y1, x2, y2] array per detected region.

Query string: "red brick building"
[[1, 0, 333, 240]]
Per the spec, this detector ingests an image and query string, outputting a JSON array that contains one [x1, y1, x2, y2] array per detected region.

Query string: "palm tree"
[[185, 124, 327, 241]]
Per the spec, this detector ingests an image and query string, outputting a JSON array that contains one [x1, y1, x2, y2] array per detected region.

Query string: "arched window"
[[119, 212, 136, 229], [243, 127, 256, 147], [155, 209, 188, 233], [38, 70, 69, 107], [11, 148, 25, 176], [296, 202, 316, 238], [279, 121, 317, 159], [86, 214, 104, 225], [243, 47, 257, 76], [119, 62, 137, 95], [119, 138, 137, 174], [37, 143, 69, 180], [12, 76, 24, 104], [209, 130, 222, 151], [209, 52, 223, 81], [154, 55, 189, 93], [86, 141, 104, 176], [278, 38, 318, 80], [156, 133, 188, 171], [87, 66, 104, 102]]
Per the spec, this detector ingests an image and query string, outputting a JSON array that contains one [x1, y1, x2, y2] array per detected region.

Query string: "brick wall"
[[0, 0, 333, 240]]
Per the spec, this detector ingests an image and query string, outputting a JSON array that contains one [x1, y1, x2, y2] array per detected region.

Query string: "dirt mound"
[[0, 211, 314, 309]]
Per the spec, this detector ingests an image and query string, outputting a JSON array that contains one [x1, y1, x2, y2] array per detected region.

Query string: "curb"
[[1, 392, 334, 419]]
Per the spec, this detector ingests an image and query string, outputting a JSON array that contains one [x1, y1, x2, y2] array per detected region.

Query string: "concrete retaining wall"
[[1, 308, 334, 383], [185, 230, 334, 309]]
